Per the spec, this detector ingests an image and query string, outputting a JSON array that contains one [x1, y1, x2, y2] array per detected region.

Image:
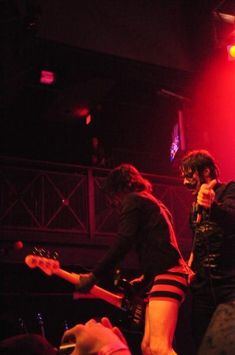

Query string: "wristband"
[[98, 343, 130, 355]]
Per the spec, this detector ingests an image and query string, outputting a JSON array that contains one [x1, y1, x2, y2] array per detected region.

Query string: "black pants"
[[197, 302, 235, 355], [190, 275, 235, 352]]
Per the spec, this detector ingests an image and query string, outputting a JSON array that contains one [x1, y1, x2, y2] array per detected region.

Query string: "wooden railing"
[[0, 156, 193, 266]]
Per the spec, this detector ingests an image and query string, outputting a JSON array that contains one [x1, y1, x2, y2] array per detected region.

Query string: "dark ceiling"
[[0, 0, 234, 175]]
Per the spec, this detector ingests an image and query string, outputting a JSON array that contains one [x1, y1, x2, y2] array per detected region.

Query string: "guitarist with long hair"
[[74, 163, 191, 355]]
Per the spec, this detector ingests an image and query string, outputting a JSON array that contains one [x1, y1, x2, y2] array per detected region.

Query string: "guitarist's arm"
[[76, 198, 139, 292]]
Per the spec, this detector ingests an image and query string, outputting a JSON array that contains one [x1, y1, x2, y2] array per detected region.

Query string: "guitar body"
[[117, 278, 147, 333], [25, 254, 146, 332], [121, 293, 146, 333]]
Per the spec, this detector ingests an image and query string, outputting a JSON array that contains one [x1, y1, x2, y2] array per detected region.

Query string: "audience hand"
[[61, 317, 130, 355]]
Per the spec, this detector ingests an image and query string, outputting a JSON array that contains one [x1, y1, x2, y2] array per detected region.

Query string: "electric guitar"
[[25, 254, 146, 332]]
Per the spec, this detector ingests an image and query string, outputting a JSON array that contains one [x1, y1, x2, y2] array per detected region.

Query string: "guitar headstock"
[[25, 248, 60, 276]]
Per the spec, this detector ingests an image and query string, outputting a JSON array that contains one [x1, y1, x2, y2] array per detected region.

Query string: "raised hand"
[[197, 179, 217, 209]]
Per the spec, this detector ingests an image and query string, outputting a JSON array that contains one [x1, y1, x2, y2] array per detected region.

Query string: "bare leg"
[[141, 304, 152, 355], [142, 299, 179, 355]]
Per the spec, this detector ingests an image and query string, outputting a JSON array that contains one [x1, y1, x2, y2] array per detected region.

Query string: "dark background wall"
[[2, 0, 235, 180], [1, 0, 218, 176], [37, 0, 192, 71]]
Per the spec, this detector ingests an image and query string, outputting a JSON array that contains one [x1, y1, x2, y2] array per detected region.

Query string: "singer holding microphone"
[[180, 149, 235, 353]]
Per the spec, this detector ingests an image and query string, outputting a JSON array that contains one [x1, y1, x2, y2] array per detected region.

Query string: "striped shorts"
[[149, 272, 188, 304]]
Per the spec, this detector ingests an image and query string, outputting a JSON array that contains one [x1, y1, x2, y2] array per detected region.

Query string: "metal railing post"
[[87, 168, 95, 239]]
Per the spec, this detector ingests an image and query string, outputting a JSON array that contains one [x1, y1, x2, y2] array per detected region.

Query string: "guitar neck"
[[54, 268, 123, 309], [54, 268, 79, 284]]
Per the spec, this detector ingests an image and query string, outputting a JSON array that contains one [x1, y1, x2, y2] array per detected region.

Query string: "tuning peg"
[[18, 317, 28, 333], [40, 249, 46, 257], [44, 249, 51, 259], [64, 320, 69, 331], [114, 268, 121, 287], [39, 248, 49, 258], [32, 247, 45, 256], [32, 247, 52, 259], [37, 312, 44, 324], [32, 246, 40, 255], [36, 312, 46, 338], [52, 251, 59, 260]]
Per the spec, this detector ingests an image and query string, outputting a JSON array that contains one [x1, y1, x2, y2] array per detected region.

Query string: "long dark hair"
[[103, 163, 152, 196]]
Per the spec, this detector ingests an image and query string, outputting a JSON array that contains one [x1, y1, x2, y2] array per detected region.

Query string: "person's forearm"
[[93, 206, 140, 278]]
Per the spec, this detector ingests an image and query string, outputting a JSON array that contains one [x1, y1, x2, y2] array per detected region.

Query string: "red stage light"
[[85, 114, 92, 125], [227, 44, 235, 61], [40, 70, 56, 85], [73, 105, 90, 117]]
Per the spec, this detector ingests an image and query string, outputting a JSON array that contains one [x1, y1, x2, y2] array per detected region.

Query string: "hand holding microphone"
[[197, 179, 217, 209], [196, 179, 217, 223]]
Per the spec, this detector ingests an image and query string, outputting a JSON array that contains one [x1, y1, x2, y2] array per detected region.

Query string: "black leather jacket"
[[190, 181, 235, 279], [92, 191, 184, 280]]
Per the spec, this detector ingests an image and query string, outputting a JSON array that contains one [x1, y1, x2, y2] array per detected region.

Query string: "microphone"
[[196, 179, 217, 223], [196, 205, 210, 224], [0, 241, 24, 255], [196, 204, 202, 224]]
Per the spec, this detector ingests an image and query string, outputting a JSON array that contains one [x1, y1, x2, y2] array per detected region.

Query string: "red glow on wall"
[[40, 70, 56, 85], [188, 54, 235, 182], [227, 45, 235, 61]]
